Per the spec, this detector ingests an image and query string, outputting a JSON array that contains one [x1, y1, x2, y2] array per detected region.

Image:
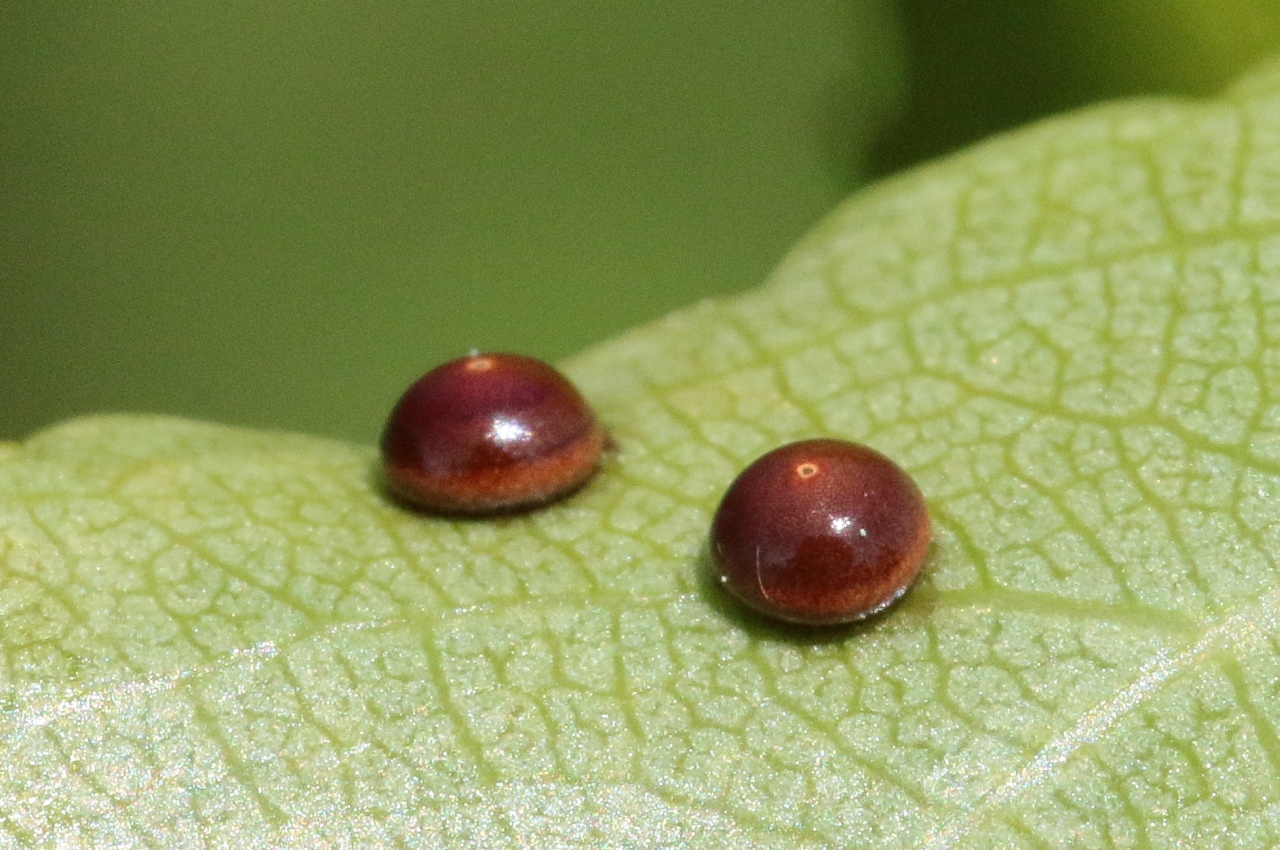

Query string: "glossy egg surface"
[[710, 438, 930, 625], [380, 353, 606, 514]]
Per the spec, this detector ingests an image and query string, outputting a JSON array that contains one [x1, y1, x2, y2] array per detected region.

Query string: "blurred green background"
[[3, 1, 1278, 443]]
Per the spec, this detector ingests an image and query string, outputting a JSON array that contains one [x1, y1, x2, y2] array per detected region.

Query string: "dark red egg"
[[710, 439, 930, 625], [380, 353, 607, 514]]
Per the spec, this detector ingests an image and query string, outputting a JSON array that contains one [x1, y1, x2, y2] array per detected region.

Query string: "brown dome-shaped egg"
[[381, 353, 607, 514], [710, 439, 930, 625]]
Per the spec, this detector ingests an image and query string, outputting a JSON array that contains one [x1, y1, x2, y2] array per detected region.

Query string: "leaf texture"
[[7, 59, 1280, 849]]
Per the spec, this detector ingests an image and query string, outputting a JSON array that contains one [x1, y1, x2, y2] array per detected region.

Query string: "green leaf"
[[7, 57, 1280, 849]]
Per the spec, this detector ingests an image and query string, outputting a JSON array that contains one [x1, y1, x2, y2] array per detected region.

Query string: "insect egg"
[[380, 352, 607, 514], [709, 438, 930, 625]]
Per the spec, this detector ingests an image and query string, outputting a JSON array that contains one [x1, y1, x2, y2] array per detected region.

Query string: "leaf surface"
[[7, 59, 1280, 849]]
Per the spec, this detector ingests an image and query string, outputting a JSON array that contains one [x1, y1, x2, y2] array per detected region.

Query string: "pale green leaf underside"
[[7, 61, 1280, 850]]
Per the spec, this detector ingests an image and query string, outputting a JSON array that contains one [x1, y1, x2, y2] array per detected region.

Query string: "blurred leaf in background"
[[0, 1, 901, 443], [4, 0, 1280, 447], [873, 0, 1280, 173]]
